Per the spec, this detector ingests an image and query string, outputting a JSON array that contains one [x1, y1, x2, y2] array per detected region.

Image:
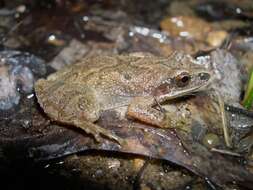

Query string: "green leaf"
[[242, 70, 253, 109]]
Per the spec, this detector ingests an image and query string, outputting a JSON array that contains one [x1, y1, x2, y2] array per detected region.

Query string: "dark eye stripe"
[[153, 83, 169, 96]]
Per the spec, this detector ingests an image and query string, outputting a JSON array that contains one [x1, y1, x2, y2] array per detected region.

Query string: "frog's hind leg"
[[72, 119, 124, 145], [47, 83, 124, 145]]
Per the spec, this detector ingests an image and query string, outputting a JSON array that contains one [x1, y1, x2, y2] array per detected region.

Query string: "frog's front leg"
[[127, 96, 166, 127]]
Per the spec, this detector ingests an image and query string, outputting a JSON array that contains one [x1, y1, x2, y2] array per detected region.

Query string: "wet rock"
[[202, 133, 221, 148], [232, 37, 253, 52], [210, 49, 243, 104], [196, 49, 243, 104], [50, 39, 89, 70], [0, 66, 19, 110], [159, 15, 230, 49], [160, 16, 212, 41], [127, 26, 174, 56], [0, 50, 46, 110], [206, 30, 228, 47], [128, 26, 211, 55]]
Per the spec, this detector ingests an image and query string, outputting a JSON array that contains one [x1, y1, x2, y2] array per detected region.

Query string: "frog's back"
[[61, 54, 173, 97]]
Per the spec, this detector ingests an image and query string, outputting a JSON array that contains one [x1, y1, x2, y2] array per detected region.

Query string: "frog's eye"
[[175, 72, 190, 87]]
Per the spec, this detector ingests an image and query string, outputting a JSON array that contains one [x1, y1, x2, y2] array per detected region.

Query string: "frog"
[[35, 52, 212, 144]]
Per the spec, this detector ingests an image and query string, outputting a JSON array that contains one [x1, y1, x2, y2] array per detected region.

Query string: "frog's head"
[[155, 54, 214, 99], [154, 67, 212, 99]]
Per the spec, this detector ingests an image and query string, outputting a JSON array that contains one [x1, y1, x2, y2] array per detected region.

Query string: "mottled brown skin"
[[35, 52, 211, 144]]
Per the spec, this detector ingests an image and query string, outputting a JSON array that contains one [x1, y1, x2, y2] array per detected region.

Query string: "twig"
[[216, 92, 232, 148], [211, 148, 242, 157]]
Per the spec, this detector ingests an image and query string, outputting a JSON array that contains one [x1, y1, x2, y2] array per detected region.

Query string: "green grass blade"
[[242, 70, 253, 109]]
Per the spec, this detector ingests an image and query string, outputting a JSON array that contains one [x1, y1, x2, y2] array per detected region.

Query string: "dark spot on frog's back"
[[123, 73, 131, 80]]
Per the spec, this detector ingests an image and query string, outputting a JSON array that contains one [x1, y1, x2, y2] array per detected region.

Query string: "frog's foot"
[[127, 96, 166, 128], [73, 120, 124, 145]]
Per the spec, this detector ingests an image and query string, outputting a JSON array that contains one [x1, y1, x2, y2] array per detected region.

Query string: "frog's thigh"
[[74, 86, 101, 122], [57, 85, 99, 122], [127, 96, 165, 127], [66, 85, 123, 144]]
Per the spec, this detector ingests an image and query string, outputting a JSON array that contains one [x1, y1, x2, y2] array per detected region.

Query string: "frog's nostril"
[[199, 73, 210, 81]]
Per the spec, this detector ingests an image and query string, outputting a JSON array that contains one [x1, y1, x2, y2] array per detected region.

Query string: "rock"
[[206, 30, 228, 47], [0, 50, 46, 110], [160, 16, 212, 41], [210, 49, 243, 104], [50, 39, 89, 70], [0, 66, 20, 110]]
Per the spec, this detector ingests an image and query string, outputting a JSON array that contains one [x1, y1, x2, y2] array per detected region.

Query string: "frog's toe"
[[95, 126, 124, 145], [93, 133, 102, 143], [102, 131, 124, 145]]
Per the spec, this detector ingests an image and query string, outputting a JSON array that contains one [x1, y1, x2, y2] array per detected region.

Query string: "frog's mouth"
[[167, 85, 205, 99]]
